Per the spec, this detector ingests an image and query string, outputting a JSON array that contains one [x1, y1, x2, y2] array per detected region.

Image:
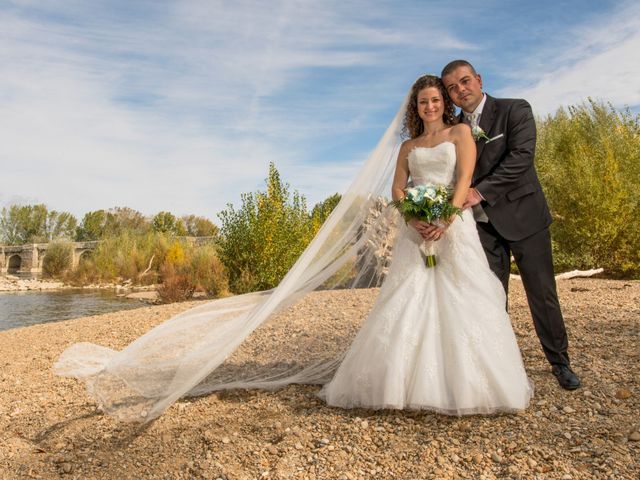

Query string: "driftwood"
[[138, 254, 156, 279], [510, 268, 603, 281]]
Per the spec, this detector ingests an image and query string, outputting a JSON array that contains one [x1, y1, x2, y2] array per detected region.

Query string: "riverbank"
[[0, 275, 66, 292], [1, 279, 638, 479], [0, 275, 159, 300]]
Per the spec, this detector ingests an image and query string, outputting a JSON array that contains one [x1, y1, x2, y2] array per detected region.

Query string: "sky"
[[1, 0, 639, 223]]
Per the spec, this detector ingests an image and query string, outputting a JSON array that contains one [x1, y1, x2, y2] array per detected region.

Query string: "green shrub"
[[42, 240, 73, 277], [189, 245, 229, 297], [218, 163, 316, 293], [536, 100, 640, 277]]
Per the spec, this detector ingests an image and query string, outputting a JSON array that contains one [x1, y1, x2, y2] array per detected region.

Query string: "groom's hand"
[[463, 188, 483, 209]]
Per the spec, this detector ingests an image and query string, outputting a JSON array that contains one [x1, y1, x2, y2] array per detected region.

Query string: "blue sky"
[[1, 0, 638, 222]]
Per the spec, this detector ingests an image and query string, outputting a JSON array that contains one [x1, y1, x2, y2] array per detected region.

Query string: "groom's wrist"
[[473, 188, 485, 201]]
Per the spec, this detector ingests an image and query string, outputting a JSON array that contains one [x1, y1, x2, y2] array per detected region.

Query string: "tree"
[[44, 211, 77, 242], [218, 162, 315, 293], [76, 210, 108, 241], [0, 204, 75, 244], [181, 214, 219, 237], [103, 207, 150, 237], [152, 211, 187, 236], [310, 193, 341, 231]]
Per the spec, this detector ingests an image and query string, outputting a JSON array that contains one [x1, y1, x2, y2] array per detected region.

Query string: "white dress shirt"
[[465, 94, 489, 222]]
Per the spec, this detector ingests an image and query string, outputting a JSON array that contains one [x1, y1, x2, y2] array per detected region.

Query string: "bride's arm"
[[391, 141, 428, 235], [450, 124, 477, 211], [391, 141, 411, 201]]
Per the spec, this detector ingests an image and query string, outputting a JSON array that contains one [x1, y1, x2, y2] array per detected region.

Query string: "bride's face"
[[417, 87, 444, 124]]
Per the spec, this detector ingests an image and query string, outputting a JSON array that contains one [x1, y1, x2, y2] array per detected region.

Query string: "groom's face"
[[442, 66, 483, 113]]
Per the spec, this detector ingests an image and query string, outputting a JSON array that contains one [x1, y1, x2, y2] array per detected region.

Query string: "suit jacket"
[[468, 94, 552, 241]]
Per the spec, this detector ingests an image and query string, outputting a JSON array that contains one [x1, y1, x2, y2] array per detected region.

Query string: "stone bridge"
[[0, 237, 216, 277], [0, 241, 100, 277]]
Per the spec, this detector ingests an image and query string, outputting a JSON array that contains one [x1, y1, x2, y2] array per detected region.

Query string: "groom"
[[440, 59, 580, 390]]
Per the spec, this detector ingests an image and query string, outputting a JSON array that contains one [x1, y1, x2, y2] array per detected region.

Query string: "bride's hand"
[[425, 217, 455, 241], [408, 219, 432, 239], [428, 223, 448, 241]]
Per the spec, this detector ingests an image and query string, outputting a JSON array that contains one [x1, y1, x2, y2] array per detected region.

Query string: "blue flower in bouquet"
[[423, 185, 438, 201], [406, 187, 423, 202]]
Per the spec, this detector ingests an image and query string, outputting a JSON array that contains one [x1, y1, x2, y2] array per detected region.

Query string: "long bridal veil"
[[54, 89, 411, 423]]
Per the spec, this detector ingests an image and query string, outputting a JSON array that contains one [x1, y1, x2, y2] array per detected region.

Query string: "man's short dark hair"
[[441, 60, 477, 78]]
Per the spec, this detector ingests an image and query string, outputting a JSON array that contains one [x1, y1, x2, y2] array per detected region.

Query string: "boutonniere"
[[472, 126, 504, 144]]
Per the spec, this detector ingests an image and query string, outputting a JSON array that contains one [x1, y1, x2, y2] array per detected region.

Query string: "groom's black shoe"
[[552, 365, 581, 390]]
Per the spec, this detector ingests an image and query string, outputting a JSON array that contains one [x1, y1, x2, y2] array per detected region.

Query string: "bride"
[[55, 75, 532, 422], [318, 75, 532, 413]]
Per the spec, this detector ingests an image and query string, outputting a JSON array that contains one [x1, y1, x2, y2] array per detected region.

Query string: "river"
[[0, 289, 142, 332]]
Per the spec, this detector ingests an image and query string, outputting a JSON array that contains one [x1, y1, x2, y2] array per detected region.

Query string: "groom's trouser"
[[476, 222, 570, 367]]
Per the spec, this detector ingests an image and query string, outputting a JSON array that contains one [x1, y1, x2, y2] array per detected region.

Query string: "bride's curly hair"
[[402, 75, 458, 139]]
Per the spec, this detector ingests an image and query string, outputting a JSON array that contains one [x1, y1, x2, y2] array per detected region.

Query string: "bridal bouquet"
[[392, 184, 461, 267]]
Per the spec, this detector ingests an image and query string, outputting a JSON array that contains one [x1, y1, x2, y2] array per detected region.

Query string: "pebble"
[[563, 406, 575, 414], [614, 388, 632, 400], [221, 437, 230, 444], [2, 280, 639, 480]]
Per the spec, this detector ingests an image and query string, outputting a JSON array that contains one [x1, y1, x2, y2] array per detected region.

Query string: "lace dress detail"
[[318, 142, 533, 415]]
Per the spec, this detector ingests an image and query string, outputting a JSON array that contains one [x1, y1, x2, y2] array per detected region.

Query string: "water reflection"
[[0, 289, 142, 332]]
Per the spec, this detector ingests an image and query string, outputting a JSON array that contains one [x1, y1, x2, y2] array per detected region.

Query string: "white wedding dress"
[[319, 142, 534, 414]]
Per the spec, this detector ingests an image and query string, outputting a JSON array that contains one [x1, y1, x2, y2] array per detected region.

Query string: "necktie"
[[468, 112, 479, 128]]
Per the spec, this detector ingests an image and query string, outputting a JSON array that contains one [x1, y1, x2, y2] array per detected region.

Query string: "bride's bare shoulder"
[[448, 123, 472, 143], [401, 138, 417, 149], [399, 138, 417, 155]]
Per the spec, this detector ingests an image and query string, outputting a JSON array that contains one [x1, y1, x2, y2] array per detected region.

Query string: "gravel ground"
[[0, 279, 638, 479]]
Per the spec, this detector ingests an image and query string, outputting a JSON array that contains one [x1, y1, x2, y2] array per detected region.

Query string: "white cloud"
[[0, 0, 474, 222], [501, 2, 640, 115]]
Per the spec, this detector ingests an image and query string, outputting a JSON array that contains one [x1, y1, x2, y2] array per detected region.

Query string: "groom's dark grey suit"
[[468, 94, 570, 367]]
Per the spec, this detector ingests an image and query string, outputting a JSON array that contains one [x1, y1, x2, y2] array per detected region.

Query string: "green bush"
[[218, 163, 317, 293], [42, 240, 73, 277], [189, 245, 229, 297], [536, 100, 640, 277]]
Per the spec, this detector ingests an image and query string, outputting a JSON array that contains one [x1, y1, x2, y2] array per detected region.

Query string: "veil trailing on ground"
[[54, 87, 412, 423]]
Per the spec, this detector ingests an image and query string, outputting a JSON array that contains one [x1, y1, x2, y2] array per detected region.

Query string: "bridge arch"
[[8, 254, 21, 274]]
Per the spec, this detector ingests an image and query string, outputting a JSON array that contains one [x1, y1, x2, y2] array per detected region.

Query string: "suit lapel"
[[475, 94, 496, 162]]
